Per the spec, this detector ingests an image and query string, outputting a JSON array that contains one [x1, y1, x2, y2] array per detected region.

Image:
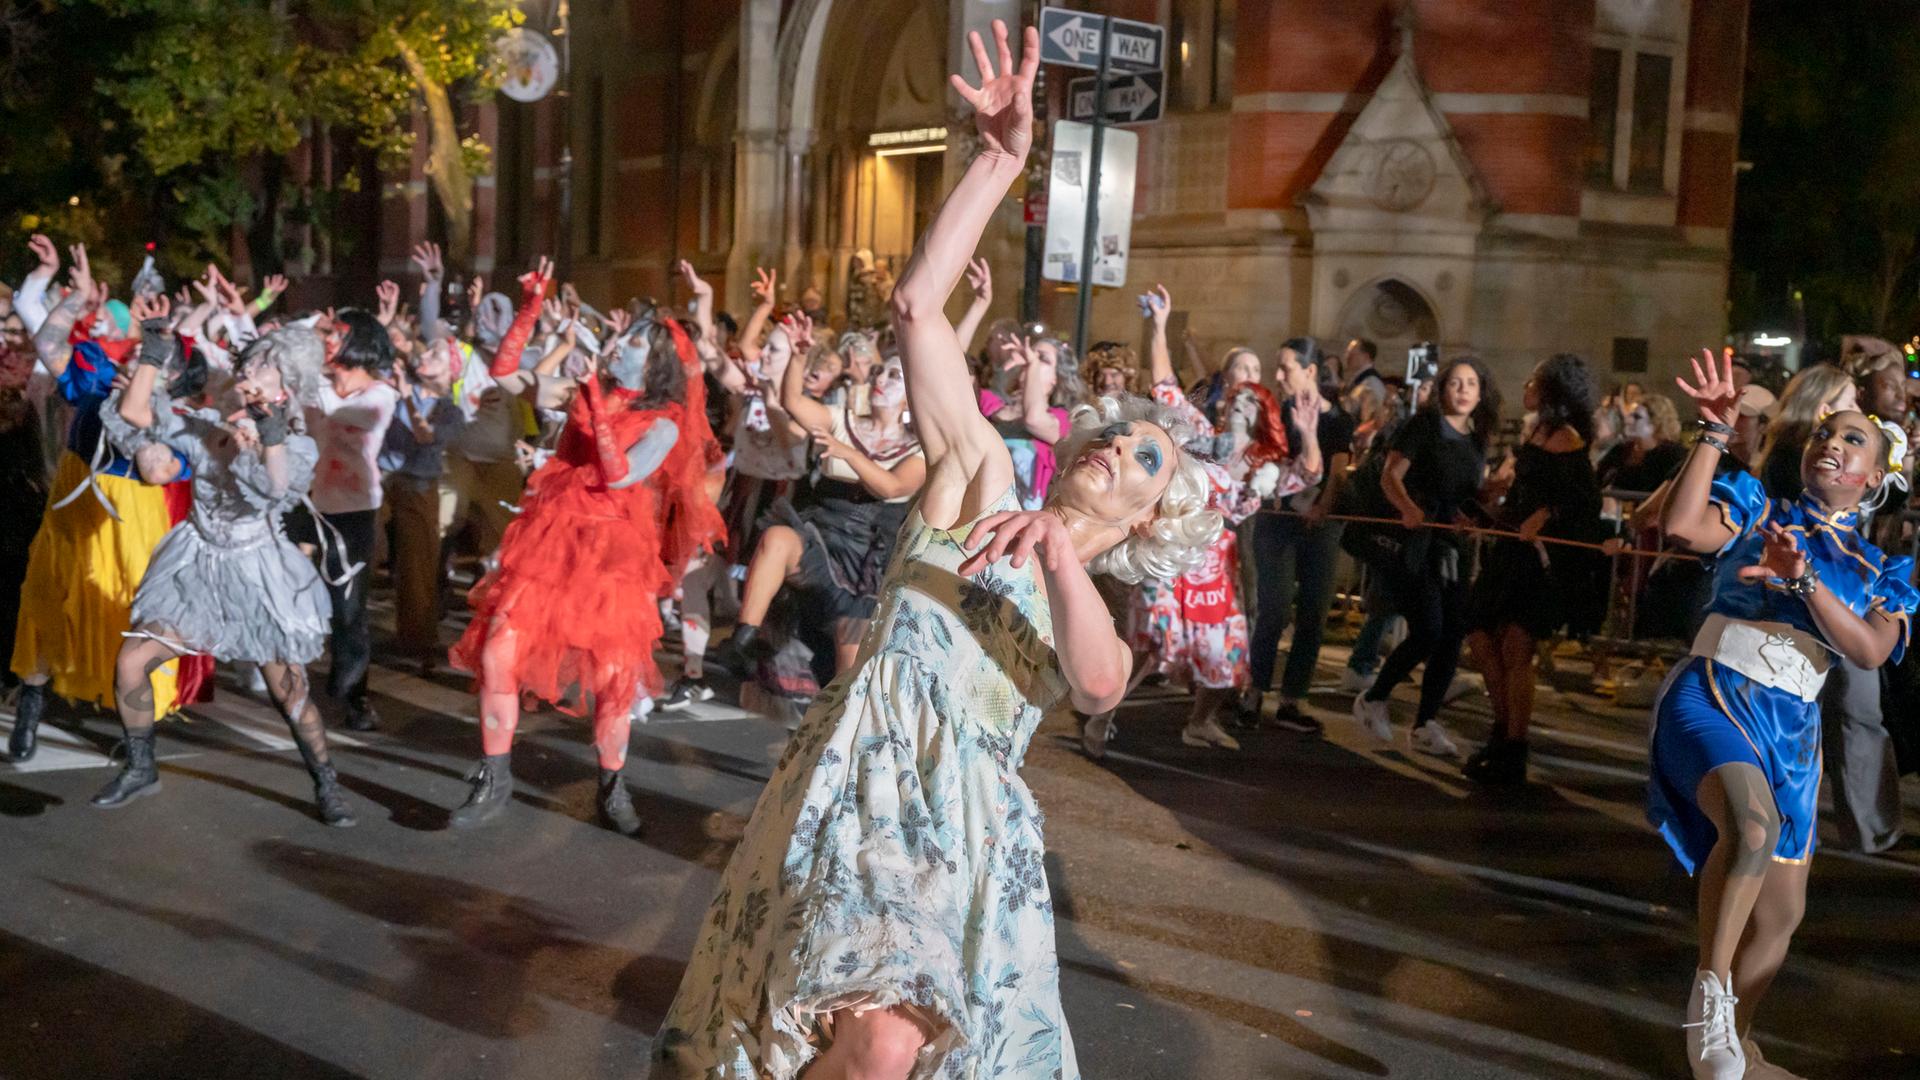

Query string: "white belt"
[[1690, 613, 1830, 703]]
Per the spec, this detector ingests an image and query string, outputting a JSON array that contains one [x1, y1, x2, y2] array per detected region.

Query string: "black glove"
[[248, 400, 292, 447], [137, 318, 178, 370]]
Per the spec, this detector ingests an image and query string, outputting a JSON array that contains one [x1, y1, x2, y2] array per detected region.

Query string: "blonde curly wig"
[[1050, 393, 1223, 584]]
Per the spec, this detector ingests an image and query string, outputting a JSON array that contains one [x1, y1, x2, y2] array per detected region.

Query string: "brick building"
[[380, 0, 1748, 395]]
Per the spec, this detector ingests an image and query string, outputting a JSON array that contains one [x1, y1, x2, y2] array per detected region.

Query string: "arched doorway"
[[1332, 277, 1441, 377], [793, 0, 949, 320]]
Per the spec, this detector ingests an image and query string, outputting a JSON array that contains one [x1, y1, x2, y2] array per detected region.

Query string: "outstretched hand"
[[958, 509, 1074, 576], [27, 234, 58, 277], [965, 257, 992, 303], [951, 20, 1040, 164], [1736, 523, 1809, 586], [677, 259, 713, 303], [1675, 347, 1739, 428], [1146, 283, 1171, 327], [409, 241, 444, 281], [519, 256, 555, 303], [750, 266, 777, 306]]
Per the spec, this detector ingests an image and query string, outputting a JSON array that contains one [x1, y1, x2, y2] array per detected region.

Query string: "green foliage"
[[87, 0, 520, 175], [1732, 2, 1920, 340]]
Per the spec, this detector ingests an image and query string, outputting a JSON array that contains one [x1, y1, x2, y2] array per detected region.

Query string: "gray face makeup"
[[609, 326, 651, 391]]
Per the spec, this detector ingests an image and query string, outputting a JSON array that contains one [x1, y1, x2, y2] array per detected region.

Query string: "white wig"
[[1050, 393, 1223, 585], [236, 327, 327, 431]]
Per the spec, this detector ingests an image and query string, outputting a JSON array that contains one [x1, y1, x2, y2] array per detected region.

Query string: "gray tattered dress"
[[103, 392, 331, 664]]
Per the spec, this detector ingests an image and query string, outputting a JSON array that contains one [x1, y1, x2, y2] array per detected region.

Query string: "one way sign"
[[1067, 70, 1164, 125], [1038, 7, 1165, 73]]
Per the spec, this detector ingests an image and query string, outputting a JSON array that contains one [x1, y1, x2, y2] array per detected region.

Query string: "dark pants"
[[1363, 556, 1469, 725], [1822, 657, 1904, 853], [1248, 513, 1344, 700], [291, 507, 378, 709]]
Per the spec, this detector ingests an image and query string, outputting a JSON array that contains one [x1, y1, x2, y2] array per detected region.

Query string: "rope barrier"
[[1268, 509, 1675, 560]]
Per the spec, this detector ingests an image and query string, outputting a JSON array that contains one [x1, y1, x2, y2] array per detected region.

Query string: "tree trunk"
[[395, 39, 474, 267]]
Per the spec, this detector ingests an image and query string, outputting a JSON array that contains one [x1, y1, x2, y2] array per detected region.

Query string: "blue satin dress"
[[1648, 471, 1918, 873]]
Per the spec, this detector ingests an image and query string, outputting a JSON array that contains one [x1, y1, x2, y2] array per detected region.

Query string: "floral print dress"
[[651, 486, 1079, 1080]]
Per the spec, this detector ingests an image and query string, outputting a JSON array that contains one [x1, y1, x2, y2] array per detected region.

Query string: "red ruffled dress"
[[449, 286, 725, 719]]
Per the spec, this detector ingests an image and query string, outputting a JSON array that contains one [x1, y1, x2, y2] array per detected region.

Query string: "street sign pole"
[[1072, 19, 1108, 360]]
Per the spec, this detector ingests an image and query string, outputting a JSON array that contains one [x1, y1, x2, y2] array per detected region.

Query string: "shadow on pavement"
[[0, 925, 362, 1080]]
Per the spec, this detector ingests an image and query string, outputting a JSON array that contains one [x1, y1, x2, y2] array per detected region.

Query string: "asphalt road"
[[2, 610, 1917, 1080]]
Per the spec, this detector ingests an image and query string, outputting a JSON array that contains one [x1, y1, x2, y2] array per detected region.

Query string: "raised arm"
[[1145, 283, 1174, 386], [953, 257, 993, 356], [33, 244, 97, 378], [119, 299, 176, 431], [777, 315, 834, 435], [16, 234, 58, 333], [412, 243, 445, 342], [737, 267, 778, 365], [1659, 349, 1739, 554], [890, 20, 1037, 510], [491, 258, 552, 377], [679, 259, 745, 394]]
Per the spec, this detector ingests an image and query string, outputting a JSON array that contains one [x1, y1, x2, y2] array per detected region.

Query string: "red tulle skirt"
[[449, 464, 667, 717]]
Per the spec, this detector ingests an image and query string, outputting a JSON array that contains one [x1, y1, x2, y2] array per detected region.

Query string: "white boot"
[[1683, 970, 1744, 1079]]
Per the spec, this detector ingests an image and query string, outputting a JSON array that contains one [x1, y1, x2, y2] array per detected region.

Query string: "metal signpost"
[[1036, 7, 1165, 356]]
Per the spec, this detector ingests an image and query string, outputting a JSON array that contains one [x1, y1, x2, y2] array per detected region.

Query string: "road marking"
[[183, 697, 361, 751], [0, 713, 199, 773], [0, 717, 115, 773]]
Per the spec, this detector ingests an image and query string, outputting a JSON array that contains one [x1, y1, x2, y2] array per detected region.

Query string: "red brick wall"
[[1678, 0, 1747, 230]]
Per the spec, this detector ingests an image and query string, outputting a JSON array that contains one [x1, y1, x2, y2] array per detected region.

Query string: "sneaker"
[[1351, 696, 1392, 743], [1180, 719, 1241, 751], [1269, 701, 1324, 735], [1442, 673, 1481, 703], [344, 700, 379, 732], [1410, 720, 1461, 757], [1740, 1038, 1801, 1080], [1339, 668, 1376, 695], [658, 678, 714, 713], [1081, 713, 1114, 759], [1682, 970, 1745, 1080]]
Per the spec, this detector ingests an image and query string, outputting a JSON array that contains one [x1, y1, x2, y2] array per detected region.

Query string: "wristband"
[[1698, 435, 1729, 454], [1696, 418, 1734, 436], [248, 400, 292, 447], [1783, 567, 1820, 598], [137, 318, 177, 369]]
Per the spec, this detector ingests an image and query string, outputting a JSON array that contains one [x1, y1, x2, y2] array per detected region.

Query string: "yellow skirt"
[[12, 451, 180, 714]]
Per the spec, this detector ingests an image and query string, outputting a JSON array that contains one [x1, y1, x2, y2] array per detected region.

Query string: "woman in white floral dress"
[[650, 22, 1224, 1080]]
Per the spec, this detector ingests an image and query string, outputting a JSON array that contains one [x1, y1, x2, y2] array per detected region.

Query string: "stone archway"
[[1332, 277, 1441, 377]]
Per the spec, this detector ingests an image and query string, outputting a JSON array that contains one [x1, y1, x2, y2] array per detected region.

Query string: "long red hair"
[[1224, 381, 1290, 473]]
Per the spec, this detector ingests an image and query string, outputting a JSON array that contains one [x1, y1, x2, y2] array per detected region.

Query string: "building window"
[[1612, 337, 1649, 374], [585, 75, 605, 257], [1628, 53, 1672, 192], [1211, 0, 1235, 106], [1586, 48, 1621, 186], [1171, 0, 1232, 111]]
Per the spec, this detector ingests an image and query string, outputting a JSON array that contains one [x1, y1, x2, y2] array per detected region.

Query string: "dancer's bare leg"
[[1694, 763, 1781, 980], [1731, 858, 1809, 1032], [479, 622, 523, 757], [737, 525, 803, 628], [1465, 629, 1507, 737], [1499, 624, 1537, 740], [801, 1006, 932, 1080]]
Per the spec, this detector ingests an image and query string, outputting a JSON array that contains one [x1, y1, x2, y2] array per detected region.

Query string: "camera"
[[1405, 341, 1438, 384]]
